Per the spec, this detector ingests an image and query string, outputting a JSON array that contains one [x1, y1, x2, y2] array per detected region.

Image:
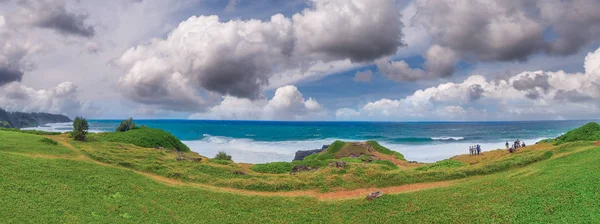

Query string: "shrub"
[[116, 118, 137, 132], [210, 160, 234, 166], [251, 162, 294, 174], [416, 159, 467, 171], [215, 151, 232, 161], [39, 138, 58, 145], [72, 117, 89, 141]]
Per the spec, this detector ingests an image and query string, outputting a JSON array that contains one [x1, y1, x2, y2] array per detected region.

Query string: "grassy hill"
[[555, 122, 600, 144], [1, 124, 599, 223], [93, 127, 190, 152]]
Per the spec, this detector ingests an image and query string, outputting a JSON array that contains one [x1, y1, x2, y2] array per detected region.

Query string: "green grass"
[[93, 127, 190, 152], [251, 162, 294, 174], [71, 131, 561, 192], [416, 159, 467, 171], [1, 139, 599, 222], [40, 137, 59, 145], [555, 122, 600, 144], [0, 131, 72, 156], [0, 127, 61, 135], [367, 140, 406, 161], [315, 140, 345, 160]]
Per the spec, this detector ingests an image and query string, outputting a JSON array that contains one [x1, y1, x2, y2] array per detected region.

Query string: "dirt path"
[[18, 135, 455, 201]]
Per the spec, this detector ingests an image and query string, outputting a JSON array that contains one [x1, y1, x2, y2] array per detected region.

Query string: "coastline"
[[23, 122, 553, 164]]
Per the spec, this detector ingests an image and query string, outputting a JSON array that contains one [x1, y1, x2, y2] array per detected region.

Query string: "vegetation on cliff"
[[555, 122, 600, 144], [94, 127, 190, 152]]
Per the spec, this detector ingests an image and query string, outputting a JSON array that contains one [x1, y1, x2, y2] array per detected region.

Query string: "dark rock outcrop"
[[366, 191, 384, 200], [329, 161, 347, 168], [293, 145, 329, 161], [0, 108, 71, 128], [290, 165, 318, 175]]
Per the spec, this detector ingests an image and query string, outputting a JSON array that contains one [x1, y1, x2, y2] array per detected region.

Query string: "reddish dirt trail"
[[22, 135, 456, 201]]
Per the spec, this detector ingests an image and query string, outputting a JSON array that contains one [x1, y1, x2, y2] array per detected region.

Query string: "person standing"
[[505, 141, 509, 149], [476, 144, 481, 155]]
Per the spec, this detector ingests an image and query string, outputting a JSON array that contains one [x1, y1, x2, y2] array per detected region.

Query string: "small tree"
[[72, 117, 89, 141], [214, 151, 232, 161], [116, 117, 136, 132]]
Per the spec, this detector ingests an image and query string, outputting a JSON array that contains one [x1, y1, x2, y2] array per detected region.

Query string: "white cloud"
[[293, 0, 403, 62], [116, 0, 404, 111], [0, 82, 99, 117], [386, 0, 600, 81], [339, 46, 600, 121], [190, 85, 326, 120]]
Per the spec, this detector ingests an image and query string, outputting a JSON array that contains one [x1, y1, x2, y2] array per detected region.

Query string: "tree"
[[72, 117, 89, 141], [116, 117, 136, 132], [214, 151, 232, 161]]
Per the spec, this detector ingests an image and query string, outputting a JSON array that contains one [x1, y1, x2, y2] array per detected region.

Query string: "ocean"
[[26, 120, 595, 164]]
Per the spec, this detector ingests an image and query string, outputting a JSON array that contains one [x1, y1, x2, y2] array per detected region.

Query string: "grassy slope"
[[1, 137, 599, 222], [0, 131, 73, 156], [555, 122, 600, 144], [95, 127, 190, 152], [70, 132, 561, 192]]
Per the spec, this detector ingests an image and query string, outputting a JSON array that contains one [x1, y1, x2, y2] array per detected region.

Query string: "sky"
[[1, 0, 600, 121]]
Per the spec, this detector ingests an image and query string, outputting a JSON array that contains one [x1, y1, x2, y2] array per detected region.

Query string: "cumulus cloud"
[[0, 82, 98, 116], [353, 70, 372, 83], [390, 0, 600, 80], [0, 67, 23, 86], [377, 45, 459, 81], [293, 0, 404, 62], [116, 0, 403, 111], [339, 46, 600, 120], [190, 85, 326, 120], [8, 0, 95, 37], [0, 15, 41, 86]]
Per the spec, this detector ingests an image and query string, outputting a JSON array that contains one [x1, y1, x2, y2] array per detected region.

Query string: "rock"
[[233, 170, 246, 175], [293, 145, 329, 161], [366, 191, 384, 200], [176, 156, 185, 161], [190, 157, 202, 162], [329, 161, 347, 168], [154, 146, 165, 150], [290, 165, 318, 175]]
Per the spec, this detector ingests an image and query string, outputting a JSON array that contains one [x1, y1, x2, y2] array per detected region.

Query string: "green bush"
[[99, 127, 190, 152], [251, 162, 294, 174], [39, 138, 58, 145], [214, 151, 232, 161], [72, 117, 89, 141], [210, 159, 234, 166], [367, 140, 406, 161], [416, 159, 467, 171], [555, 122, 600, 145], [116, 118, 137, 132]]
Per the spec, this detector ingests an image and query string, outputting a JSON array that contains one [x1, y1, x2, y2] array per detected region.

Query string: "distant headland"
[[0, 108, 71, 129]]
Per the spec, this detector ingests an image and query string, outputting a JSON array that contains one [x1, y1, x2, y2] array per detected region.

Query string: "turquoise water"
[[32, 120, 596, 163]]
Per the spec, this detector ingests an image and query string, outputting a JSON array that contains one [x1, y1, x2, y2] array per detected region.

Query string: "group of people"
[[469, 144, 482, 156], [506, 139, 526, 153]]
